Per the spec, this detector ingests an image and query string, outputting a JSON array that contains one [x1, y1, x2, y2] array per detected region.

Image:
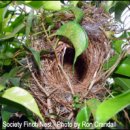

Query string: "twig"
[[83, 70, 98, 97], [67, 112, 74, 120], [123, 110, 130, 123], [58, 63, 75, 95], [27, 58, 59, 128], [26, 58, 49, 97], [95, 51, 126, 83], [104, 51, 126, 79], [41, 23, 74, 96], [47, 98, 61, 129]]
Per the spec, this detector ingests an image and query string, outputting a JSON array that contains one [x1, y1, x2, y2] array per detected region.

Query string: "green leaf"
[[0, 8, 4, 33], [103, 54, 119, 70], [9, 14, 25, 29], [29, 48, 41, 69], [96, 90, 130, 125], [26, 10, 34, 39], [0, 87, 44, 121], [114, 2, 128, 21], [56, 21, 88, 65], [86, 99, 101, 120], [42, 1, 62, 11], [0, 85, 5, 91], [0, 1, 11, 8], [1, 105, 18, 130], [0, 67, 22, 85], [76, 106, 91, 129], [112, 40, 124, 54], [0, 23, 25, 41], [70, 1, 79, 6], [115, 57, 130, 77], [114, 77, 130, 91], [22, 1, 43, 9], [69, 6, 84, 23]]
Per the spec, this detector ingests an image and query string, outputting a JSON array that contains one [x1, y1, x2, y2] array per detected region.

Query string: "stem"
[[41, 23, 74, 95]]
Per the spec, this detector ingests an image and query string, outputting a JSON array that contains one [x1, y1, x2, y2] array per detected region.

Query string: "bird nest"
[[28, 3, 111, 128]]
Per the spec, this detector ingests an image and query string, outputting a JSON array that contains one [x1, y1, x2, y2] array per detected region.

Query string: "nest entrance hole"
[[63, 48, 88, 84]]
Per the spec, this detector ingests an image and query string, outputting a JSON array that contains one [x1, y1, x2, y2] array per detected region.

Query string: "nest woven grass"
[[28, 3, 111, 128]]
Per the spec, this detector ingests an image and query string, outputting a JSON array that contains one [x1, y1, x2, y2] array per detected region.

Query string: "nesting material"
[[29, 3, 111, 126]]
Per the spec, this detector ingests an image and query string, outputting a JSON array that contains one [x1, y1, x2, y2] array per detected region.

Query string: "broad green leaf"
[[9, 14, 25, 29], [96, 90, 130, 125], [0, 1, 11, 8], [0, 87, 44, 121], [29, 48, 41, 69], [69, 6, 84, 23], [0, 8, 4, 33], [0, 85, 5, 91], [22, 1, 43, 9], [76, 106, 91, 129], [0, 7, 7, 33], [86, 99, 101, 120], [103, 54, 119, 70], [114, 77, 130, 91], [70, 1, 79, 6], [1, 105, 18, 130], [0, 23, 25, 41], [114, 2, 128, 21], [112, 40, 124, 54], [26, 10, 34, 39], [56, 21, 88, 65], [115, 57, 130, 77], [42, 1, 62, 11], [119, 31, 128, 39]]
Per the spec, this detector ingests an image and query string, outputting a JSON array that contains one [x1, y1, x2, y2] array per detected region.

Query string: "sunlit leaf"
[[114, 77, 130, 91], [0, 87, 44, 121], [112, 40, 124, 54], [76, 106, 91, 129], [86, 99, 101, 120], [115, 57, 130, 77], [42, 1, 62, 11], [69, 6, 84, 23], [96, 90, 130, 125], [56, 21, 88, 65], [0, 85, 5, 91]]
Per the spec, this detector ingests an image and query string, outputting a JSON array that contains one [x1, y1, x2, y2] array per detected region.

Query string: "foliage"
[[0, 0, 130, 129], [56, 21, 88, 66]]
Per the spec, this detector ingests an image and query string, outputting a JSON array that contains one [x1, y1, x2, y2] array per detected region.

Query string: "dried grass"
[[28, 3, 112, 128]]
